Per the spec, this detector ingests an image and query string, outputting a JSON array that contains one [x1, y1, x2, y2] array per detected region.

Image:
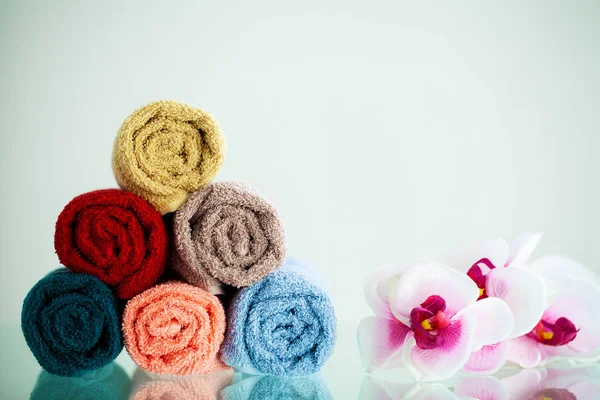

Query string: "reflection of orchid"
[[359, 365, 600, 400], [443, 233, 547, 374], [359, 261, 514, 381]]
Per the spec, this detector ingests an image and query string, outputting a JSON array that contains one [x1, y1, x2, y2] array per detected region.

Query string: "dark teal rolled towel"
[[22, 269, 123, 377], [29, 363, 130, 400]]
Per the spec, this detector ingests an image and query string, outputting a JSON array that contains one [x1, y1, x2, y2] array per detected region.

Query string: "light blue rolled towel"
[[220, 373, 333, 400], [220, 259, 336, 376]]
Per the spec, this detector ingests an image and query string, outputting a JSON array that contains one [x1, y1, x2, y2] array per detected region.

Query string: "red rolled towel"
[[54, 189, 168, 299]]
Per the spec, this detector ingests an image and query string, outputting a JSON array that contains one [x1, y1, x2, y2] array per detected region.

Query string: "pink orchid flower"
[[358, 261, 514, 381], [506, 255, 600, 368], [443, 233, 547, 374]]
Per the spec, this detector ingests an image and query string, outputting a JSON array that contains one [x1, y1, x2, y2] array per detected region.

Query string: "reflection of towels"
[[129, 368, 233, 400], [54, 189, 168, 299], [123, 281, 230, 375], [221, 373, 333, 400], [29, 363, 130, 400], [21, 269, 123, 377], [220, 260, 336, 376], [171, 182, 286, 294], [112, 100, 226, 215]]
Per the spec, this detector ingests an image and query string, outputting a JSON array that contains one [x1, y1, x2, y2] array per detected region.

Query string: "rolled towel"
[[54, 189, 168, 299], [221, 373, 332, 400], [112, 100, 226, 215], [171, 181, 286, 294], [30, 363, 130, 400], [220, 260, 336, 376], [21, 269, 123, 377], [129, 368, 233, 400], [123, 281, 229, 375]]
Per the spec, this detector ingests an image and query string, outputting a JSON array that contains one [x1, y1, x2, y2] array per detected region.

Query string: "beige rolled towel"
[[112, 100, 226, 215], [171, 182, 286, 294]]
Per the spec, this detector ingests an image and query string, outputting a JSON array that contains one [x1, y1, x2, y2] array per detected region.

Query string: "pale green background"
[[1, 1, 599, 398]]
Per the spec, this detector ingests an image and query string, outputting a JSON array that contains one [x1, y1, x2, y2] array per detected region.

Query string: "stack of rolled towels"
[[21, 101, 336, 385]]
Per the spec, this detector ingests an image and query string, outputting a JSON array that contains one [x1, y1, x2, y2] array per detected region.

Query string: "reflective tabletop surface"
[[2, 320, 599, 399]]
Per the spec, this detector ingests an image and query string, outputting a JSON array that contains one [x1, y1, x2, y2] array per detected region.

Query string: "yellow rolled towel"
[[112, 100, 226, 215]]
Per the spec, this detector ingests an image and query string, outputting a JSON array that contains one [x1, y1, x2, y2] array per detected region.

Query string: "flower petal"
[[357, 316, 411, 372], [506, 336, 547, 368], [454, 375, 507, 400], [462, 342, 507, 375], [501, 368, 545, 400], [567, 382, 600, 400], [405, 384, 460, 400], [408, 309, 477, 381], [530, 255, 600, 289], [358, 376, 416, 400], [485, 267, 546, 338], [444, 238, 509, 273], [364, 259, 432, 318], [456, 297, 514, 351], [506, 231, 543, 267], [388, 263, 479, 321], [542, 275, 600, 353]]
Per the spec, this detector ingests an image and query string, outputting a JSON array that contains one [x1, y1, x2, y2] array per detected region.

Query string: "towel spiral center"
[[134, 117, 204, 188], [193, 206, 268, 270]]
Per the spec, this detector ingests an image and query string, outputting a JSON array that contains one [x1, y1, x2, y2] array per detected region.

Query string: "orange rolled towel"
[[123, 282, 229, 375]]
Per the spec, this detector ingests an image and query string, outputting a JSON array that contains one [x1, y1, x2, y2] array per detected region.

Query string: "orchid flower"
[[443, 233, 547, 374], [358, 261, 514, 381], [505, 255, 600, 368]]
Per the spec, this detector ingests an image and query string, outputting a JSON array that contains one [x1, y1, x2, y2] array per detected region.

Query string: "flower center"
[[467, 258, 497, 300], [528, 317, 578, 346], [532, 388, 576, 400], [410, 295, 450, 349]]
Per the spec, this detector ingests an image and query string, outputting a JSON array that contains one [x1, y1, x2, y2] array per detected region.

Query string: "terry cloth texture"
[[54, 189, 168, 299], [30, 363, 131, 400], [220, 260, 336, 376], [123, 281, 230, 375], [220, 373, 332, 400], [129, 368, 233, 400], [112, 100, 226, 215], [171, 181, 286, 295], [21, 269, 123, 377]]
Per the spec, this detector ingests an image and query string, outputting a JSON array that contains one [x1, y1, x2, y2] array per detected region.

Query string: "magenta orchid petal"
[[506, 336, 547, 368], [506, 231, 543, 267], [462, 342, 507, 375], [485, 267, 546, 338], [408, 309, 477, 381], [454, 375, 507, 400], [388, 263, 479, 321], [357, 316, 412, 372], [455, 297, 513, 351], [541, 274, 600, 353], [444, 238, 509, 274], [529, 318, 578, 347]]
